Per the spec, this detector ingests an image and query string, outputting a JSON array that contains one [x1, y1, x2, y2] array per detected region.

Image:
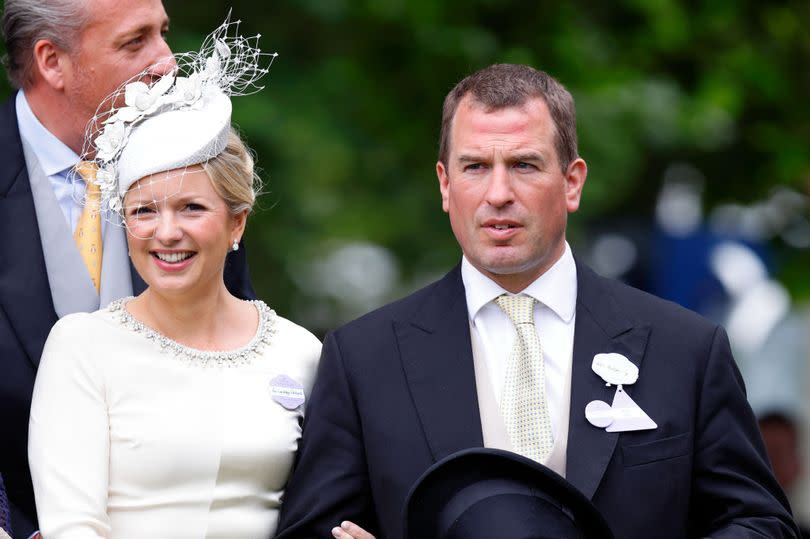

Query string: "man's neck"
[[23, 84, 82, 154], [481, 243, 567, 294]]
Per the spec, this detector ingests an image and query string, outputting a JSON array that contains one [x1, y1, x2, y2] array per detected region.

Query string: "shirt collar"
[[16, 90, 80, 177], [461, 242, 578, 323]]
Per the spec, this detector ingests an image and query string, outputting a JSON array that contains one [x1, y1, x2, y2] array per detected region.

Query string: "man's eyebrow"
[[456, 154, 485, 163], [115, 17, 169, 42], [511, 152, 546, 163], [113, 25, 148, 43]]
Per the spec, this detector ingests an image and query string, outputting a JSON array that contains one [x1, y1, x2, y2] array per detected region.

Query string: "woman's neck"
[[128, 285, 253, 351]]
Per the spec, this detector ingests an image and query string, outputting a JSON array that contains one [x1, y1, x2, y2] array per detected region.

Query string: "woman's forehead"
[[125, 167, 213, 200]]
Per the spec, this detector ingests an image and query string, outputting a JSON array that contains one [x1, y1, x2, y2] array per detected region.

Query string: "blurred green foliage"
[[2, 0, 808, 331]]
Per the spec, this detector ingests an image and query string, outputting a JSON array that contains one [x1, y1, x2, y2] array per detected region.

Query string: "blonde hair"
[[202, 128, 261, 215]]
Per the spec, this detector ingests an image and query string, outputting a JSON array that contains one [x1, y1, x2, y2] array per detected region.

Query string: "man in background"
[[0, 1, 253, 535]]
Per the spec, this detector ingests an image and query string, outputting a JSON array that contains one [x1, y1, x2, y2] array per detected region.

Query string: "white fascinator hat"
[[81, 16, 276, 213]]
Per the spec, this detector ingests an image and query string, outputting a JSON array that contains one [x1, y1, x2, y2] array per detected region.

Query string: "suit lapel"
[[396, 266, 484, 462], [23, 138, 100, 315], [392, 257, 652, 494], [0, 94, 58, 367], [566, 261, 650, 499]]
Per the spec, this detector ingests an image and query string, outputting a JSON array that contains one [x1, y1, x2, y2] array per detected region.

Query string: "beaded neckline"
[[107, 297, 277, 367]]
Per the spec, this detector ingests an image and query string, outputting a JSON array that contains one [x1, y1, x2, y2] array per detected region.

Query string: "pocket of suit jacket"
[[622, 432, 692, 467]]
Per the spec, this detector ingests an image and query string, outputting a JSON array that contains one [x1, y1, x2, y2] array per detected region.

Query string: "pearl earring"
[[232, 240, 239, 252]]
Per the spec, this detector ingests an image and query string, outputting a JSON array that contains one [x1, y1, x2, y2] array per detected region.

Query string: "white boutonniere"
[[585, 353, 657, 432]]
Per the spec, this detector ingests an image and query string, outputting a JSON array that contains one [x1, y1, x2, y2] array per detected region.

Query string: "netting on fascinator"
[[78, 15, 275, 232]]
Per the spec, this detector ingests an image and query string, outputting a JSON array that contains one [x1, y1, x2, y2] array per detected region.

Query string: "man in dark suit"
[[0, 1, 254, 536], [276, 64, 798, 539]]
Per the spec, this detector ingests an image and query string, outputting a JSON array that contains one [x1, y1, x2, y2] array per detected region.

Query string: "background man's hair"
[[438, 63, 578, 172], [2, 0, 88, 89]]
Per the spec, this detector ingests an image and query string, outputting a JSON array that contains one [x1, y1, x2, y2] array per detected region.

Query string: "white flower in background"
[[215, 39, 231, 60], [191, 96, 207, 111], [93, 165, 122, 213], [94, 165, 116, 191], [96, 166, 115, 190], [106, 105, 140, 123], [149, 72, 176, 99], [126, 81, 153, 110], [95, 121, 126, 161], [106, 75, 177, 124], [203, 52, 222, 81], [126, 75, 175, 111], [108, 195, 122, 213], [170, 73, 203, 104]]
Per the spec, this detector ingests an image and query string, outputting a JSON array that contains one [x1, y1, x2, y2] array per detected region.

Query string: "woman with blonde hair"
[[27, 21, 322, 539]]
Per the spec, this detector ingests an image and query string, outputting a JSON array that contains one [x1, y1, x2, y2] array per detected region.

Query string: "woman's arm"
[[28, 316, 111, 539]]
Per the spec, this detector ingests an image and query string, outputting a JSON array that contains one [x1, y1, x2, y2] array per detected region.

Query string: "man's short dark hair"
[[438, 63, 578, 172], [2, 0, 88, 88]]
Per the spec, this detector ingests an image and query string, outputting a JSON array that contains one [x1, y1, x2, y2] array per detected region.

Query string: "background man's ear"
[[32, 39, 68, 90]]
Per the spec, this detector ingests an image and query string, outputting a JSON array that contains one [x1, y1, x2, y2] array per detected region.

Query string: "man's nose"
[[146, 40, 176, 79], [484, 164, 515, 207]]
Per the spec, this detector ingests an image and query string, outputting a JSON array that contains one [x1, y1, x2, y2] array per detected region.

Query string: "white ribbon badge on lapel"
[[585, 353, 657, 432]]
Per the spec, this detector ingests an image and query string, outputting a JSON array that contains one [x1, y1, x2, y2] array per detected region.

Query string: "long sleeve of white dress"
[[29, 314, 112, 538], [28, 301, 321, 539]]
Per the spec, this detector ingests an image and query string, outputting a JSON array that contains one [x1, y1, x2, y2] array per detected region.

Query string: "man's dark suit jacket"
[[276, 261, 799, 539], [0, 94, 255, 538]]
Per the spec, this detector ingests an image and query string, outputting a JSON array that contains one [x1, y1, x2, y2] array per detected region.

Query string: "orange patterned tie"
[[73, 161, 102, 293]]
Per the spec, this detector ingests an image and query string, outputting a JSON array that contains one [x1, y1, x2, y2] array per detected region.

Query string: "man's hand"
[[331, 521, 376, 539]]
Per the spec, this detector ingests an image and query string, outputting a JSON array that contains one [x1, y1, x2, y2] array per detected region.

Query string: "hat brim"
[[403, 448, 614, 539], [117, 87, 232, 195]]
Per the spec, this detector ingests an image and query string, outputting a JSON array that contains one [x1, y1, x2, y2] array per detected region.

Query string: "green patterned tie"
[[495, 294, 554, 462]]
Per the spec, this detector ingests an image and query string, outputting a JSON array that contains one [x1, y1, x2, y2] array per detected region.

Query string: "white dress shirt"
[[461, 242, 577, 440], [16, 91, 103, 234]]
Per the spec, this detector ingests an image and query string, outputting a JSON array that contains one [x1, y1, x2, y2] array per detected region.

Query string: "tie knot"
[[495, 294, 536, 325], [75, 161, 100, 194]]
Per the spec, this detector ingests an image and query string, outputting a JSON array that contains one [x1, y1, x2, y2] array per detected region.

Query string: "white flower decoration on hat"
[[94, 121, 126, 162], [80, 15, 275, 215]]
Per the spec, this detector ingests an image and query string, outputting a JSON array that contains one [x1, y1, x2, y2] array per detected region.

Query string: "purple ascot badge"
[[269, 375, 306, 410]]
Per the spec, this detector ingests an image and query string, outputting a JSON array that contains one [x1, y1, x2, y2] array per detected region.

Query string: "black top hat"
[[403, 448, 614, 539]]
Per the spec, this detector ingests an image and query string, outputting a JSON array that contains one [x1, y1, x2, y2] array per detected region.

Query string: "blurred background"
[[2, 0, 809, 526]]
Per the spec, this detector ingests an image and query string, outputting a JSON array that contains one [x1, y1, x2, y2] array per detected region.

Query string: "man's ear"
[[564, 157, 587, 213], [32, 39, 68, 90], [437, 160, 450, 214]]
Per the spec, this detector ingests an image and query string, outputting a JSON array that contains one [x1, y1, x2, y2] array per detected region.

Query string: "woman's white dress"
[[28, 299, 321, 539]]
